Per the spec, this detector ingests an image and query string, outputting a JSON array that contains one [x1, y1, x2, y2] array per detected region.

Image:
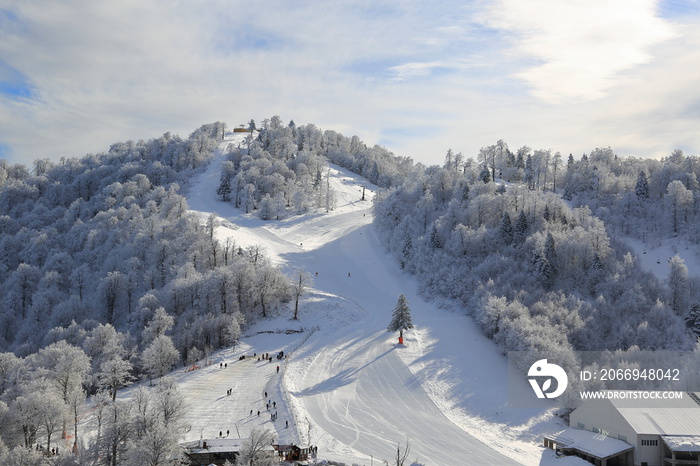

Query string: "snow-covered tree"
[[499, 212, 513, 245], [217, 161, 235, 202], [97, 358, 134, 402], [668, 255, 689, 314], [387, 294, 414, 343], [635, 171, 649, 200], [685, 304, 700, 338], [141, 307, 175, 346], [514, 210, 528, 245], [141, 335, 179, 383], [31, 340, 90, 441], [240, 428, 276, 466], [223, 311, 244, 349], [666, 180, 693, 235], [544, 232, 558, 278], [479, 164, 490, 183]]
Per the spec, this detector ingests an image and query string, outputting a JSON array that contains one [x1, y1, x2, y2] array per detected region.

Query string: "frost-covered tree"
[[401, 233, 413, 270], [668, 255, 689, 314], [514, 210, 528, 245], [666, 180, 693, 235], [10, 389, 43, 448], [240, 428, 277, 466], [479, 164, 491, 183], [31, 340, 90, 441], [429, 225, 442, 249], [217, 173, 232, 202], [140, 335, 179, 383], [98, 398, 133, 466], [141, 308, 175, 346], [217, 161, 235, 202], [544, 232, 558, 278], [499, 212, 513, 245], [84, 324, 129, 381], [223, 311, 245, 349], [685, 304, 700, 338], [97, 358, 134, 402], [635, 171, 649, 200], [387, 294, 414, 343]]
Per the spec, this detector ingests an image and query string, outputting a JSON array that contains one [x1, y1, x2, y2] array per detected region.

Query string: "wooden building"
[[181, 438, 244, 465], [273, 443, 313, 464]]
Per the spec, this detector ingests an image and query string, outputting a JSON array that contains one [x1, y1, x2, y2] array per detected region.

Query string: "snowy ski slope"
[[179, 132, 566, 465]]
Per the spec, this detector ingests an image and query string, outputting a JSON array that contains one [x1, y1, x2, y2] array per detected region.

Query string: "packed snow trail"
[[283, 221, 521, 464], [183, 132, 548, 464]]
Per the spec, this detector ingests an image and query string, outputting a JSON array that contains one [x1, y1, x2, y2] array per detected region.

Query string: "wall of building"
[[570, 399, 637, 445], [635, 435, 662, 466]]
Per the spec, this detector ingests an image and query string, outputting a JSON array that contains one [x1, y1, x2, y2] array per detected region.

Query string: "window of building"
[[577, 422, 585, 429], [641, 439, 658, 447], [618, 434, 627, 442], [592, 427, 600, 434]]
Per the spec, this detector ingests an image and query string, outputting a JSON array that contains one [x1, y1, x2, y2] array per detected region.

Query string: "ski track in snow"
[[87, 132, 570, 465]]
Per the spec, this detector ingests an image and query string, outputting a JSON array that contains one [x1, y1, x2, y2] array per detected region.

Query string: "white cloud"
[[1, 0, 700, 168], [482, 0, 676, 103]]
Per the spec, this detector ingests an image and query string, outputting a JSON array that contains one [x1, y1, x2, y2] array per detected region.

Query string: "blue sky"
[[1, 0, 699, 166]]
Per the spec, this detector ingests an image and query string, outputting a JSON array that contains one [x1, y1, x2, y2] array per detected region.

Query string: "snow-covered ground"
[[623, 235, 700, 281], [174, 132, 573, 465]]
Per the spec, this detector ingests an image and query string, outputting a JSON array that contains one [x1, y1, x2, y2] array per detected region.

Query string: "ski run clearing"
[[94, 132, 628, 465]]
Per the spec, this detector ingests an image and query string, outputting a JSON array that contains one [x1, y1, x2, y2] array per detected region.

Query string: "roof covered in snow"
[[546, 428, 633, 459], [181, 438, 271, 454], [662, 435, 700, 452], [606, 392, 700, 435]]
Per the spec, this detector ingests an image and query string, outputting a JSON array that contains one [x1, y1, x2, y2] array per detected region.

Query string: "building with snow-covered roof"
[[181, 437, 274, 465], [548, 391, 700, 466], [544, 427, 634, 465]]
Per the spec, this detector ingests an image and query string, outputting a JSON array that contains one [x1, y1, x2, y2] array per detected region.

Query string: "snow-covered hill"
[[172, 132, 571, 465]]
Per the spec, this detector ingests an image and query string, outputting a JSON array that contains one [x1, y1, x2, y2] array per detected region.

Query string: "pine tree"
[[401, 234, 413, 269], [685, 304, 700, 337], [387, 294, 413, 342], [479, 164, 491, 183], [429, 225, 442, 249], [533, 253, 552, 283], [524, 154, 535, 190], [506, 149, 516, 168], [668, 255, 689, 313], [543, 205, 551, 222], [544, 232, 558, 277], [460, 182, 470, 203], [635, 171, 649, 200], [514, 210, 528, 244], [259, 194, 272, 220], [217, 173, 232, 202], [499, 212, 513, 245], [592, 253, 603, 271]]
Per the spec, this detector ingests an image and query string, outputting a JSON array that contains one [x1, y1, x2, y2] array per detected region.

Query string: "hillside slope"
[[177, 132, 565, 465]]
